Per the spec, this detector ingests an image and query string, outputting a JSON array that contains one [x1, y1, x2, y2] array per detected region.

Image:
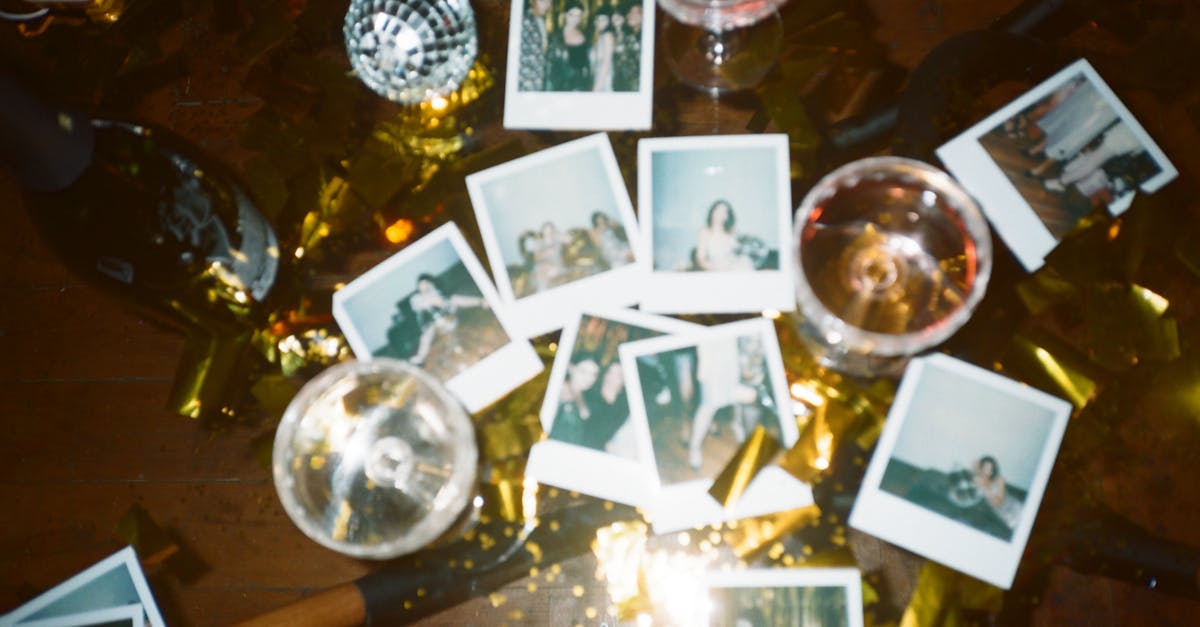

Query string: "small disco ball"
[[343, 0, 478, 105], [272, 358, 478, 559]]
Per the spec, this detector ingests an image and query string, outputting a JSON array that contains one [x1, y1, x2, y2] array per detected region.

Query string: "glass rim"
[[792, 155, 993, 357], [272, 357, 478, 559]]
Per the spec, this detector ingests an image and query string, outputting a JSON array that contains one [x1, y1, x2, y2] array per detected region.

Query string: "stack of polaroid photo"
[[1, 547, 165, 627], [332, 53, 1176, 611], [334, 131, 806, 530]]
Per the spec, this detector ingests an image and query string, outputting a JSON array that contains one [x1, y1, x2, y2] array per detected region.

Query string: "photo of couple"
[[518, 0, 644, 93], [545, 314, 660, 460]]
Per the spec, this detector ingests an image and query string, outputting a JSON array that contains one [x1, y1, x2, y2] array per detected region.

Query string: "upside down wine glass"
[[657, 0, 787, 93], [793, 157, 993, 379]]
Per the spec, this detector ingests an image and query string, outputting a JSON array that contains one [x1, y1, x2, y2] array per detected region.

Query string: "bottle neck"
[[0, 71, 94, 192]]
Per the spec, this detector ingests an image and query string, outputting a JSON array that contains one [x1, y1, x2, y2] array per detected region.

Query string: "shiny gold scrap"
[[899, 561, 1003, 627], [1002, 333, 1097, 410], [726, 505, 822, 559], [489, 593, 506, 608], [708, 425, 782, 508]]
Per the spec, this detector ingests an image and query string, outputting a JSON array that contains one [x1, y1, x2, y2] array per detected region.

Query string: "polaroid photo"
[[525, 308, 702, 506], [937, 58, 1177, 272], [848, 352, 1072, 589], [467, 133, 645, 338], [332, 222, 543, 413], [620, 318, 812, 533], [0, 546, 164, 627], [503, 0, 655, 130], [637, 134, 795, 314], [18, 604, 143, 627], [698, 568, 865, 627]]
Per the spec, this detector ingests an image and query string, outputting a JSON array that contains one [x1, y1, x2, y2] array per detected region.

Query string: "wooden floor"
[[3, 1, 1200, 625]]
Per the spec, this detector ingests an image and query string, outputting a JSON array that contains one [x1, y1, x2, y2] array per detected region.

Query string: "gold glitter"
[[508, 610, 525, 620], [527, 582, 537, 593], [573, 585, 585, 597], [529, 567, 539, 577], [699, 540, 713, 552], [526, 542, 543, 563], [464, 559, 474, 569], [782, 554, 796, 566], [802, 545, 814, 556], [551, 564, 562, 574], [489, 593, 507, 607], [309, 455, 326, 470], [550, 520, 560, 532], [604, 501, 614, 510], [585, 607, 598, 619], [708, 531, 721, 545], [330, 500, 352, 541], [416, 588, 426, 598], [403, 600, 413, 610], [677, 533, 690, 546]]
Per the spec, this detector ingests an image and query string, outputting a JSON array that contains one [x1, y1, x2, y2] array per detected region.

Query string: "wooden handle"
[[231, 582, 366, 627]]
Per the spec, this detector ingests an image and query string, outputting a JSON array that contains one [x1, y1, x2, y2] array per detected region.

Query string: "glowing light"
[[430, 96, 449, 111], [761, 309, 781, 320], [636, 613, 653, 627], [385, 218, 415, 244], [294, 247, 306, 259], [790, 382, 825, 406], [233, 290, 248, 304]]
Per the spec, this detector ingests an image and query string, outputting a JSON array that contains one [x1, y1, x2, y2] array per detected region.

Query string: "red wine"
[[1, 71, 279, 335]]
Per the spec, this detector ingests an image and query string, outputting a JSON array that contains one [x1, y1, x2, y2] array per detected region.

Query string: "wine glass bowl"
[[793, 156, 992, 378], [657, 0, 787, 93], [272, 358, 478, 560]]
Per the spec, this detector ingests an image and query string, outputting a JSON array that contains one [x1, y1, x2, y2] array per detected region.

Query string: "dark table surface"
[[2, 0, 1200, 625]]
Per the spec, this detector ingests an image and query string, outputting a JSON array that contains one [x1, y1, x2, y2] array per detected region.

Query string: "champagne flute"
[[792, 156, 993, 378]]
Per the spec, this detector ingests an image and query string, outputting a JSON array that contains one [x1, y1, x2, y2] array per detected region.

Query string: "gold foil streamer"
[[1084, 283, 1179, 369], [723, 505, 823, 559], [781, 388, 867, 483], [167, 332, 253, 420], [1002, 332, 1098, 410], [899, 562, 1003, 627], [708, 425, 782, 508]]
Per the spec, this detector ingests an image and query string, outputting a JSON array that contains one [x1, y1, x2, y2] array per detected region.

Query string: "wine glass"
[[657, 0, 787, 93], [343, 0, 478, 105], [272, 358, 479, 559], [792, 156, 993, 378]]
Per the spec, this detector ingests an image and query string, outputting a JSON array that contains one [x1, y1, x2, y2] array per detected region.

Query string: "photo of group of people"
[[938, 58, 1176, 271], [332, 224, 544, 412], [517, 0, 644, 93], [512, 211, 633, 299], [504, 0, 653, 129], [850, 353, 1071, 589]]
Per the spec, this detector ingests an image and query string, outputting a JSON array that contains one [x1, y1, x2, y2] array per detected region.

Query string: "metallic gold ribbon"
[[899, 561, 1003, 627], [708, 425, 783, 508]]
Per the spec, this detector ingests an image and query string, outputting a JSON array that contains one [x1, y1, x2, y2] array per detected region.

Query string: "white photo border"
[[0, 546, 164, 627], [702, 567, 865, 627], [848, 352, 1072, 589], [331, 222, 544, 413], [937, 58, 1178, 272], [637, 134, 796, 314], [620, 318, 811, 533], [525, 307, 702, 506], [467, 133, 646, 338], [502, 0, 656, 130]]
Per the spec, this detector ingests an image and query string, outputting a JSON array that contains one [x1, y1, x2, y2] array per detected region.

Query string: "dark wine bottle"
[[0, 70, 279, 337]]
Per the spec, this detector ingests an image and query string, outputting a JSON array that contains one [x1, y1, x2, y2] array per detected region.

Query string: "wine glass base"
[[662, 11, 782, 94]]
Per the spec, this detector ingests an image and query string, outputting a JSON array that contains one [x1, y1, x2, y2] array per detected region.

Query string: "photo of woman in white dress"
[[694, 199, 756, 272]]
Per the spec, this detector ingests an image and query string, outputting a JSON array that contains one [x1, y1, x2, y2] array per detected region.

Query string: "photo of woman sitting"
[[375, 267, 509, 382]]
